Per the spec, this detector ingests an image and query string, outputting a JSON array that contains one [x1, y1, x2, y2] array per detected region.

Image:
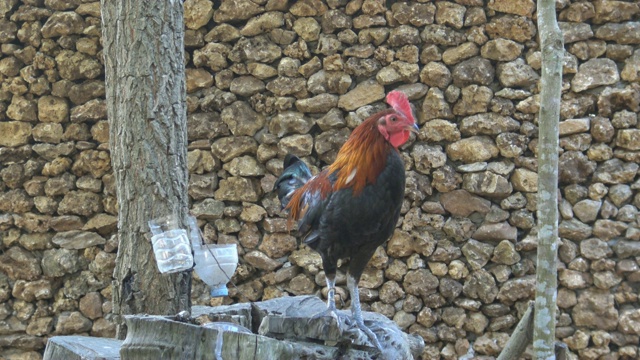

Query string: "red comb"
[[386, 90, 415, 124]]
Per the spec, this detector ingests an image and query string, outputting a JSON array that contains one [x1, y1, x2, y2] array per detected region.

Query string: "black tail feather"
[[273, 154, 312, 209]]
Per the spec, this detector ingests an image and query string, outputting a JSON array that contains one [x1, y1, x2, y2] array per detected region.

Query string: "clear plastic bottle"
[[188, 216, 238, 297], [148, 215, 193, 273]]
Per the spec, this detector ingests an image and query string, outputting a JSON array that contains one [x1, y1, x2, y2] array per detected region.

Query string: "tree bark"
[[534, 0, 564, 358], [101, 0, 191, 339]]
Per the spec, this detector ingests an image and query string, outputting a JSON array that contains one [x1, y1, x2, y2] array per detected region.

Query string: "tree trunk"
[[534, 0, 564, 358], [101, 0, 191, 339]]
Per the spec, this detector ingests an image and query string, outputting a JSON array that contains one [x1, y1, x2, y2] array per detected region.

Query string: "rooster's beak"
[[409, 123, 419, 134]]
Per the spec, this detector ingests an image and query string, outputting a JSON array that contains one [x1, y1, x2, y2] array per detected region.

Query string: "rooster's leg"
[[325, 275, 337, 310], [347, 274, 383, 350], [312, 273, 351, 326]]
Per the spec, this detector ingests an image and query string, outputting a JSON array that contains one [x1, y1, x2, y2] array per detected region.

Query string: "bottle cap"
[[210, 285, 228, 297]]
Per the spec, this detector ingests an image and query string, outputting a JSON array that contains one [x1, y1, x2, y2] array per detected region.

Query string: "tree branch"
[[534, 0, 564, 358]]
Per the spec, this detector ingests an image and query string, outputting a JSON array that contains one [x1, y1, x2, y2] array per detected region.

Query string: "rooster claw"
[[355, 320, 383, 352], [311, 307, 352, 328]]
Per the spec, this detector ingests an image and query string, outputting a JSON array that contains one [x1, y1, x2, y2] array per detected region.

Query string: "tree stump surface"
[[43, 296, 424, 360], [43, 336, 122, 360]]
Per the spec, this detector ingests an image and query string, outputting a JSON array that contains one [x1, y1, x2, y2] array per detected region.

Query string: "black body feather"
[[276, 151, 405, 280]]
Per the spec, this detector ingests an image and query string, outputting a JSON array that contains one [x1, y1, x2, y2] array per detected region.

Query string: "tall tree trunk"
[[101, 0, 191, 339], [534, 0, 564, 358]]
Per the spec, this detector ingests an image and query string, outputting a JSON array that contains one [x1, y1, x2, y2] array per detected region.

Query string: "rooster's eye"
[[389, 116, 397, 122]]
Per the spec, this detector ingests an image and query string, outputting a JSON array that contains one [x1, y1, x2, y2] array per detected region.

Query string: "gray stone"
[[452, 57, 494, 87], [419, 119, 460, 143], [55, 51, 102, 81], [12, 279, 53, 302], [191, 199, 225, 220], [0, 247, 41, 281], [492, 240, 521, 265], [411, 144, 446, 174], [559, 118, 590, 136], [214, 177, 261, 202], [54, 311, 92, 335], [295, 94, 339, 113], [58, 191, 103, 217], [211, 137, 258, 162], [229, 36, 282, 64], [481, 39, 523, 61], [420, 88, 453, 122], [463, 269, 498, 304], [241, 11, 284, 37], [213, 0, 264, 22], [621, 49, 640, 82], [221, 101, 265, 137], [229, 76, 265, 97], [460, 113, 520, 136], [52, 231, 106, 250], [497, 59, 539, 89], [580, 238, 611, 260], [184, 0, 214, 30], [277, 134, 314, 157], [453, 85, 492, 116], [618, 309, 640, 336], [7, 96, 36, 123], [496, 275, 535, 304], [573, 199, 602, 223], [403, 269, 439, 299], [0, 121, 32, 149], [559, 218, 593, 241], [337, 80, 384, 111], [559, 151, 597, 184], [41, 11, 85, 38], [593, 219, 627, 240], [511, 168, 537, 193], [419, 62, 451, 89], [572, 289, 618, 330], [442, 42, 479, 65], [559, 22, 594, 44], [244, 250, 282, 272], [593, 159, 639, 184], [496, 133, 527, 158], [473, 222, 517, 242], [41, 248, 82, 278], [461, 239, 494, 270], [391, 2, 435, 27], [446, 136, 499, 163], [315, 128, 351, 163], [462, 171, 513, 198], [420, 24, 466, 46], [595, 22, 640, 45], [486, 15, 536, 42], [387, 25, 421, 47], [440, 190, 491, 217], [613, 241, 640, 258], [572, 58, 620, 92]]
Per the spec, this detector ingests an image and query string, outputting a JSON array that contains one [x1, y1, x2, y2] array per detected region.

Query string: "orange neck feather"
[[328, 112, 394, 195]]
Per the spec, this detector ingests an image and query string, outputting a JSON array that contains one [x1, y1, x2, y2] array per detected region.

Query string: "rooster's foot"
[[311, 306, 352, 328], [353, 314, 383, 352]]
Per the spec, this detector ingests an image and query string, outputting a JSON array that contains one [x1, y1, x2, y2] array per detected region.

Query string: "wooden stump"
[[43, 296, 425, 360], [43, 336, 122, 360], [122, 296, 423, 359]]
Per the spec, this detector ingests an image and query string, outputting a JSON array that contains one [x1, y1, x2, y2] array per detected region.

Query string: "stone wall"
[[1, 0, 639, 359]]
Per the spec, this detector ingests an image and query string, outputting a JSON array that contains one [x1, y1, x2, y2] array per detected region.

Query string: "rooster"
[[274, 91, 417, 349]]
